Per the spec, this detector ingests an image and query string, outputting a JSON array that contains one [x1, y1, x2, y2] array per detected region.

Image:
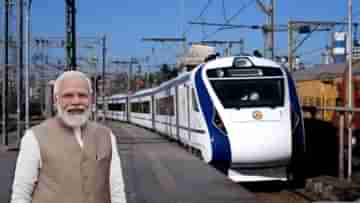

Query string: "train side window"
[[192, 89, 199, 112], [120, 103, 125, 111], [131, 103, 136, 113], [142, 101, 150, 113], [108, 103, 125, 111], [156, 96, 174, 115], [156, 99, 160, 115]]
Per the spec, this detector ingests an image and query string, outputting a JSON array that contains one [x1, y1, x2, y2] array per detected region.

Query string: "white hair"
[[53, 71, 93, 95]]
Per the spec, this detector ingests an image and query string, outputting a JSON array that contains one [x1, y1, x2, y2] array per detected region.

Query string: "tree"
[[159, 64, 178, 82]]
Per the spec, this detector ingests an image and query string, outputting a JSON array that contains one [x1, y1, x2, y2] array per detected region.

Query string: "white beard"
[[57, 105, 90, 128]]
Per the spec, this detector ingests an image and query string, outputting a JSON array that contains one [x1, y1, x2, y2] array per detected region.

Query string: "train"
[[98, 56, 306, 182]]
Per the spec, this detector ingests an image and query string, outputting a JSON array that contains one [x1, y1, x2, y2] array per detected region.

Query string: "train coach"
[[107, 94, 128, 121], [101, 56, 306, 181]]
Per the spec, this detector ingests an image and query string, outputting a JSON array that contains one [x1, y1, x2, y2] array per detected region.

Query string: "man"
[[11, 71, 126, 203]]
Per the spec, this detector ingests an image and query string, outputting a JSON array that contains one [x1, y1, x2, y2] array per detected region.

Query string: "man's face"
[[55, 76, 91, 128]]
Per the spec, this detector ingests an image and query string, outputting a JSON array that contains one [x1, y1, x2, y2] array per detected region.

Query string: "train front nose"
[[226, 109, 292, 166]]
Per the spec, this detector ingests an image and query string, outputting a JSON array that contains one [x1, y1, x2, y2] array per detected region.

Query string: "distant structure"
[[176, 44, 215, 72], [321, 46, 332, 64], [332, 32, 347, 64], [44, 80, 55, 118]]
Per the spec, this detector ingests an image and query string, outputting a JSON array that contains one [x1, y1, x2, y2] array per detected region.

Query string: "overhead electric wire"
[[298, 47, 326, 57], [226, 0, 256, 23], [201, 0, 256, 40], [338, 8, 360, 32], [182, 0, 214, 37]]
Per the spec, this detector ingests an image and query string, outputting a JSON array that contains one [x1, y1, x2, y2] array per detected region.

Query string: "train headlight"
[[233, 58, 252, 68], [216, 70, 225, 77]]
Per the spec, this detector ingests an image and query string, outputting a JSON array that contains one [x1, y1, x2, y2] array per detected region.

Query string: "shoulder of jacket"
[[88, 121, 111, 134], [31, 118, 57, 132]]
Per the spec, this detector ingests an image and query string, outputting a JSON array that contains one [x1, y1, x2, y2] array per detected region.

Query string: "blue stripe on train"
[[194, 65, 231, 170], [285, 69, 305, 154]]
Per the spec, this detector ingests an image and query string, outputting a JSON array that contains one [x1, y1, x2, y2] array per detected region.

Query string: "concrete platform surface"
[[110, 121, 256, 203], [0, 121, 256, 203]]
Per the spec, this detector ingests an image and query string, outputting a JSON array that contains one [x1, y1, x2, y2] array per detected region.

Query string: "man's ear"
[[53, 94, 58, 105]]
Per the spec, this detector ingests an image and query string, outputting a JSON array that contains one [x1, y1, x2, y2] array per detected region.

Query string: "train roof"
[[204, 56, 281, 69], [116, 56, 283, 99], [130, 87, 157, 98], [153, 71, 191, 93], [110, 93, 128, 98]]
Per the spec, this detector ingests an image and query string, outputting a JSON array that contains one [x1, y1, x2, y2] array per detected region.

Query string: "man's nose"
[[71, 94, 82, 104]]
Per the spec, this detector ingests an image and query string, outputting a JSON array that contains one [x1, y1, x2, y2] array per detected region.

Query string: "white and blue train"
[[99, 56, 306, 181]]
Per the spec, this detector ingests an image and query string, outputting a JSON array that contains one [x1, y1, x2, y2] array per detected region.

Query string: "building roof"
[[292, 58, 360, 82], [176, 44, 215, 68], [292, 63, 346, 81]]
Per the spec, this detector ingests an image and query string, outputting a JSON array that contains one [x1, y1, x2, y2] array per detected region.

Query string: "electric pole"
[[25, 0, 32, 129], [112, 58, 138, 93], [287, 20, 356, 71], [347, 0, 353, 181], [65, 0, 76, 70], [256, 0, 275, 59], [102, 35, 106, 122], [17, 0, 24, 142], [2, 0, 10, 145]]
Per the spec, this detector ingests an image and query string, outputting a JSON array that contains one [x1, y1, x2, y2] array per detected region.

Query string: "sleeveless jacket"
[[31, 117, 112, 203]]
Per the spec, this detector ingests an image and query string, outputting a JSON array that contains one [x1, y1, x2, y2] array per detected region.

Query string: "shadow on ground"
[[303, 118, 339, 178]]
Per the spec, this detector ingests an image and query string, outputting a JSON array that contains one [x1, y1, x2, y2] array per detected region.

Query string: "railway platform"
[[109, 121, 257, 203], [0, 121, 257, 203]]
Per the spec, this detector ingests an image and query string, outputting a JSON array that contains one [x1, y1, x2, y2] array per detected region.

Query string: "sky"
[[29, 0, 360, 70]]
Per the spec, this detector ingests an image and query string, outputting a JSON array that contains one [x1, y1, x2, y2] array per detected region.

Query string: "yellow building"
[[292, 63, 345, 121]]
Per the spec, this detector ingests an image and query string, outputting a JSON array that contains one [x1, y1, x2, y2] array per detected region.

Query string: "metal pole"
[[240, 39, 244, 54], [25, 0, 31, 129], [2, 0, 9, 145], [129, 58, 133, 93], [339, 114, 344, 180], [127, 62, 130, 93], [40, 41, 44, 113], [17, 0, 24, 142], [94, 75, 97, 121], [347, 0, 353, 181], [270, 0, 275, 59], [65, 0, 76, 70], [288, 21, 293, 71], [102, 35, 106, 122]]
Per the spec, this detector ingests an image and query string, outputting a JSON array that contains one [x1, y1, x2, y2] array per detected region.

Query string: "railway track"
[[240, 181, 311, 203], [239, 176, 360, 202]]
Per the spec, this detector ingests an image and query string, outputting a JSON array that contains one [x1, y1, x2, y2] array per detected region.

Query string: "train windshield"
[[209, 78, 284, 109]]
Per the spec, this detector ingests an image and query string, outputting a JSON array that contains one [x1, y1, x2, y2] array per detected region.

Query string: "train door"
[[190, 87, 202, 148], [166, 89, 173, 138], [175, 86, 180, 141], [186, 85, 191, 144], [177, 83, 190, 145], [151, 95, 155, 130], [126, 97, 130, 123]]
